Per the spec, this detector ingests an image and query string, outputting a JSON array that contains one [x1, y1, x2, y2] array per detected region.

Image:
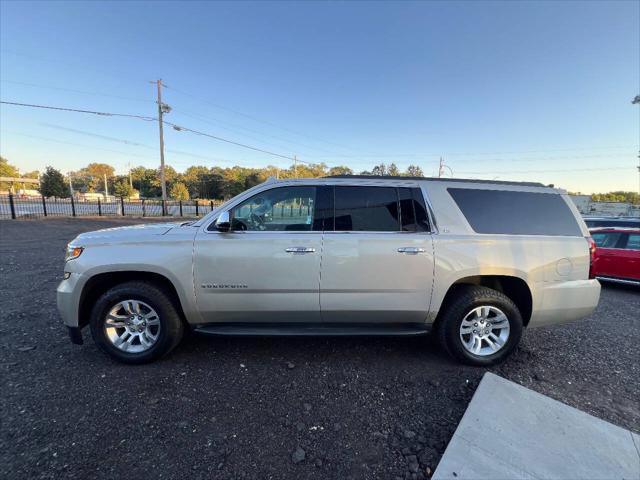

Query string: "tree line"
[[2, 156, 638, 204], [2, 157, 425, 200]]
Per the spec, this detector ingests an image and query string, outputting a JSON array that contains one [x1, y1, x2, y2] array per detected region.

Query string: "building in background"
[[569, 194, 640, 217]]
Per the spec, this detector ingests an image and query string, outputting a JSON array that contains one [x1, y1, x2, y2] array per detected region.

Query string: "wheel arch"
[[434, 275, 533, 327], [78, 271, 188, 329]]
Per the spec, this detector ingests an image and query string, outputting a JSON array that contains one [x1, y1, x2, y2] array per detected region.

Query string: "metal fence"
[[0, 194, 223, 220]]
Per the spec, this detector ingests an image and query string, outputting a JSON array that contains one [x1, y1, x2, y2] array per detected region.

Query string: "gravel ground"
[[1, 218, 638, 480]]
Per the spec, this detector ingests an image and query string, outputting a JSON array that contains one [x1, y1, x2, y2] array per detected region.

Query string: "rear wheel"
[[436, 285, 523, 366], [89, 281, 184, 364]]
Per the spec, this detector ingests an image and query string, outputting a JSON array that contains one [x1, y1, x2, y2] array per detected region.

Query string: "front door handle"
[[285, 247, 316, 254], [397, 247, 426, 255]]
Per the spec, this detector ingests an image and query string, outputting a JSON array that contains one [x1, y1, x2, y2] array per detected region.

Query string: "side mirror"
[[215, 211, 231, 232]]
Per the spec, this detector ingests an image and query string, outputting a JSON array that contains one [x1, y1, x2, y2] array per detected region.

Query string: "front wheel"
[[89, 281, 184, 364], [436, 285, 523, 366]]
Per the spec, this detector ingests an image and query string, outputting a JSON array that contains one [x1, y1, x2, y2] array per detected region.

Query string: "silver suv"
[[57, 176, 601, 366]]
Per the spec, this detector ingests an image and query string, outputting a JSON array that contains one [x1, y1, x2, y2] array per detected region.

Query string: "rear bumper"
[[529, 279, 601, 328]]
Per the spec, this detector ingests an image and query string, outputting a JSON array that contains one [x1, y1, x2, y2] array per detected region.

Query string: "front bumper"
[[528, 279, 601, 328], [57, 272, 84, 328]]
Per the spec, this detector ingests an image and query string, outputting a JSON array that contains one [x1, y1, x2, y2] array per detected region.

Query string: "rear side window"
[[448, 188, 582, 236], [624, 234, 640, 250], [335, 186, 399, 231]]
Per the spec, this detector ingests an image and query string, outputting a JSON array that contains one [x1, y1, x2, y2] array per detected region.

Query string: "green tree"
[[387, 163, 401, 176], [169, 181, 190, 200], [405, 165, 424, 177], [39, 166, 68, 198], [0, 157, 20, 191], [370, 163, 387, 176], [0, 157, 19, 177], [328, 166, 353, 176], [112, 176, 136, 198]]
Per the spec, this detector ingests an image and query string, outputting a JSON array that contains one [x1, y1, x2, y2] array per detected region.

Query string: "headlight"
[[65, 245, 84, 262]]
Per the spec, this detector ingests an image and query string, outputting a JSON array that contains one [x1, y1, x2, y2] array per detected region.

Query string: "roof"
[[589, 227, 640, 233], [324, 175, 547, 188]]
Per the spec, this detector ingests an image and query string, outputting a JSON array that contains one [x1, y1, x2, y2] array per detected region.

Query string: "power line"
[[165, 85, 363, 153], [0, 99, 302, 162], [165, 120, 301, 162], [171, 108, 337, 157], [0, 101, 156, 121], [1, 130, 157, 160], [0, 79, 153, 104]]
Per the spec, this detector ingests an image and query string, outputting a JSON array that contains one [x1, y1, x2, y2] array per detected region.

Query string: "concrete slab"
[[433, 373, 640, 480]]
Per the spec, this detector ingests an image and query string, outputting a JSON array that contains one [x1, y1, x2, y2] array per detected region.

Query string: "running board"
[[193, 322, 431, 337]]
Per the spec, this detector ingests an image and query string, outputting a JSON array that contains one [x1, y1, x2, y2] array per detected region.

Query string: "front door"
[[320, 185, 435, 323], [194, 185, 322, 323]]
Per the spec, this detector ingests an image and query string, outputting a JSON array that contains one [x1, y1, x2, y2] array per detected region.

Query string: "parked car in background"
[[583, 216, 640, 229], [589, 227, 640, 285], [57, 176, 601, 366]]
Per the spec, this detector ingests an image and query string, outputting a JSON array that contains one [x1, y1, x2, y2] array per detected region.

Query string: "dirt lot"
[[1, 218, 638, 480]]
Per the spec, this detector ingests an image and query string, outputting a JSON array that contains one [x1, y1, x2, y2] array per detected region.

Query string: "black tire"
[[89, 281, 184, 364], [436, 285, 523, 366]]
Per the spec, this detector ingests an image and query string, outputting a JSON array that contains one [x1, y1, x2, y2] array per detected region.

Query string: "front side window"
[[591, 232, 623, 248], [334, 186, 399, 231], [230, 186, 316, 231]]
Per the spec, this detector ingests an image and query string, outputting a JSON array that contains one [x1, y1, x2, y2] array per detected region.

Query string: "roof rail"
[[323, 175, 547, 188]]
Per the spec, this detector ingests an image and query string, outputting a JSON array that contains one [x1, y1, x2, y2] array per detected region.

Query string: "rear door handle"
[[397, 247, 426, 254], [285, 247, 316, 254]]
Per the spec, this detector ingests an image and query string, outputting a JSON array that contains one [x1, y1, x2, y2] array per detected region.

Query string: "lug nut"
[[474, 323, 478, 327]]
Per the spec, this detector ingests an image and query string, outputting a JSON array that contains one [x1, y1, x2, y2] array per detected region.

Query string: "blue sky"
[[0, 0, 638, 193]]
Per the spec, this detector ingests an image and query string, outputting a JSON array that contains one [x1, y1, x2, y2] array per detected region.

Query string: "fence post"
[[121, 197, 125, 216], [42, 195, 47, 217], [8, 193, 16, 219], [97, 198, 102, 216], [70, 196, 76, 217], [162, 200, 167, 216], [142, 199, 146, 217]]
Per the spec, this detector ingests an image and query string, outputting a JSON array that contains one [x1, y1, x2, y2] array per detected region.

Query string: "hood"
[[71, 222, 185, 245]]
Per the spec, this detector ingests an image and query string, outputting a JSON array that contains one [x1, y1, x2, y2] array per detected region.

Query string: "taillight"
[[586, 237, 596, 279]]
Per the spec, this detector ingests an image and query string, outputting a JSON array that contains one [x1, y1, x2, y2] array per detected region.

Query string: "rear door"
[[320, 185, 434, 323], [617, 233, 640, 280]]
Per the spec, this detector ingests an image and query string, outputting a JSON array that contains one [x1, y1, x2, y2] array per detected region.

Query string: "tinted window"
[[624, 234, 640, 250], [412, 188, 431, 232], [398, 188, 430, 232], [231, 186, 316, 231], [334, 186, 399, 231], [399, 188, 416, 231], [448, 188, 582, 236], [585, 219, 640, 228], [591, 232, 623, 248]]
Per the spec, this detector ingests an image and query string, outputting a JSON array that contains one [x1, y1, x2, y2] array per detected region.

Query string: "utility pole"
[[438, 157, 444, 178], [128, 161, 133, 189], [68, 173, 73, 197], [103, 174, 108, 196], [152, 79, 169, 201], [633, 95, 640, 196], [293, 155, 298, 178]]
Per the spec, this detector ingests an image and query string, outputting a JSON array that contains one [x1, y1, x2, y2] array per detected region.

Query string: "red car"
[[589, 227, 640, 285]]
